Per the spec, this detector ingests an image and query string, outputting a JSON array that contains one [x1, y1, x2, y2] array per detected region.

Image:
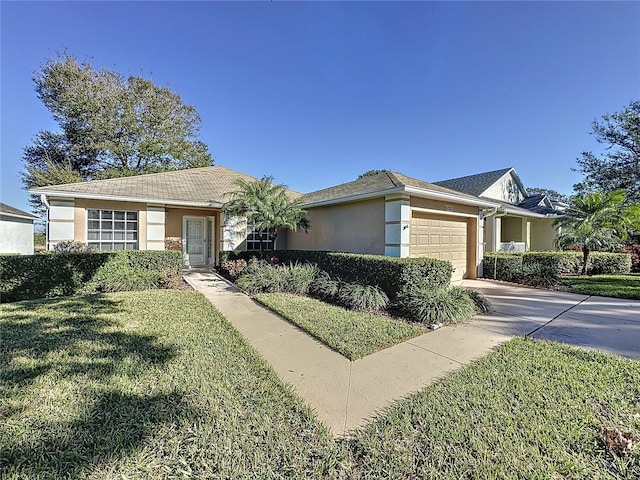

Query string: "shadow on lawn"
[[0, 295, 177, 385], [0, 390, 203, 478], [0, 294, 190, 477]]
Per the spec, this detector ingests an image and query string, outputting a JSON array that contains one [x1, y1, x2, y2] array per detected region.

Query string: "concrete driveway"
[[461, 280, 640, 360]]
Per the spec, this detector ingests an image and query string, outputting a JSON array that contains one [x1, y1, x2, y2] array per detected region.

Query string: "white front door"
[[183, 216, 206, 266]]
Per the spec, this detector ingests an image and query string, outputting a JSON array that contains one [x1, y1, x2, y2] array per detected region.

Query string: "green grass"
[[2, 292, 638, 479], [560, 274, 640, 300], [254, 292, 424, 360], [348, 338, 640, 479], [0, 291, 338, 479]]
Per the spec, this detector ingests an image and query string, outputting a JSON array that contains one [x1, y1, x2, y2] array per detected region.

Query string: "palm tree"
[[554, 189, 640, 275], [223, 176, 310, 250]]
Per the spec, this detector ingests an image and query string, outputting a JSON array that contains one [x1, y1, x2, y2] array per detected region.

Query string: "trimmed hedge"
[[219, 250, 453, 299], [482, 251, 632, 280], [0, 250, 183, 302]]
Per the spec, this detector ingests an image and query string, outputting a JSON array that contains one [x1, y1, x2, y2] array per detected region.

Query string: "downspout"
[[40, 194, 50, 251]]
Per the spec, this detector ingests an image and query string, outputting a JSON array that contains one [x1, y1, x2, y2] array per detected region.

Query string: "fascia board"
[[301, 186, 405, 208], [28, 189, 222, 209], [404, 186, 501, 208]]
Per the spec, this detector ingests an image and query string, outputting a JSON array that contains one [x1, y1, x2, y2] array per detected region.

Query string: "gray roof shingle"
[[29, 166, 301, 206], [300, 171, 492, 206], [433, 168, 513, 197]]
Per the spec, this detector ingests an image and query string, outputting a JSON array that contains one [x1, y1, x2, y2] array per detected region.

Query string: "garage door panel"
[[410, 212, 468, 281]]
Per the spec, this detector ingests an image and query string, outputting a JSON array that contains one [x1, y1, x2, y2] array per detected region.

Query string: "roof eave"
[[28, 189, 223, 209], [302, 185, 501, 209], [301, 186, 405, 208], [404, 186, 501, 208], [0, 212, 38, 221]]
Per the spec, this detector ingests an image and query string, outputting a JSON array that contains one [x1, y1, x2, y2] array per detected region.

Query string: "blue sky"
[[1, 1, 639, 216]]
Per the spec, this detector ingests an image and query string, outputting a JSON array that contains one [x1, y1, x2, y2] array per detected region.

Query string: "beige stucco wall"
[[74, 199, 149, 248], [286, 198, 385, 254], [530, 218, 557, 251], [410, 197, 479, 216]]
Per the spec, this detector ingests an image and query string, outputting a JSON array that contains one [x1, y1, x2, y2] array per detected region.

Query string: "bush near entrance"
[[219, 250, 453, 299]]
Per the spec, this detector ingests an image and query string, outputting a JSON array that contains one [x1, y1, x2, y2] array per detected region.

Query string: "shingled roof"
[[517, 194, 556, 215], [0, 203, 38, 219], [300, 171, 497, 207], [29, 166, 301, 207], [433, 168, 514, 197]]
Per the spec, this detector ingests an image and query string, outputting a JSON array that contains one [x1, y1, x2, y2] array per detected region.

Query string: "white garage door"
[[410, 212, 468, 281]]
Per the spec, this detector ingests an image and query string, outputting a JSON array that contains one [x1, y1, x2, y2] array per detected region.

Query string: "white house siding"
[[47, 199, 75, 249], [146, 206, 166, 250], [0, 215, 34, 254], [482, 172, 526, 204]]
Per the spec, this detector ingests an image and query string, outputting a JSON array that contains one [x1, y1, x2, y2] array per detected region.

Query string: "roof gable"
[[435, 167, 528, 204]]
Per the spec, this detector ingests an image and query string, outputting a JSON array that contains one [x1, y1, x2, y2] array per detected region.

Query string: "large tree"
[[22, 54, 212, 212], [573, 101, 640, 203], [554, 189, 640, 275], [223, 176, 310, 250]]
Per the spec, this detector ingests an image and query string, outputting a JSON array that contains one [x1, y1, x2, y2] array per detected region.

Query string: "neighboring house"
[[434, 167, 562, 253], [285, 171, 501, 280], [0, 203, 38, 255], [29, 166, 300, 267]]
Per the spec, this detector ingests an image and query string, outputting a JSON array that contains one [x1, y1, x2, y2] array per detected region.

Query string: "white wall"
[[0, 216, 34, 255]]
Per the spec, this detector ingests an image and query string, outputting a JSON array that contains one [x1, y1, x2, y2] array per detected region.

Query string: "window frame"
[[86, 209, 139, 251], [246, 221, 273, 251]]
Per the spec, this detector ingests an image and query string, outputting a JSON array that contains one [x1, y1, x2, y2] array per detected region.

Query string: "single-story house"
[[434, 167, 563, 253], [29, 165, 562, 280], [0, 202, 38, 255]]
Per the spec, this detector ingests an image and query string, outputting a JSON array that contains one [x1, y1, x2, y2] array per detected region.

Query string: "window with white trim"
[[87, 209, 138, 250], [246, 222, 273, 251]]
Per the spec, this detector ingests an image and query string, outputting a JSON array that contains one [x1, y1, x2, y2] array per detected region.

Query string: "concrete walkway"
[[183, 271, 640, 436]]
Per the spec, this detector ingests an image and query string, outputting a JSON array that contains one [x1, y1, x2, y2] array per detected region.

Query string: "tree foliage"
[[222, 176, 310, 250], [526, 187, 569, 204], [357, 169, 390, 180], [573, 101, 640, 202], [554, 190, 640, 274], [22, 53, 212, 212]]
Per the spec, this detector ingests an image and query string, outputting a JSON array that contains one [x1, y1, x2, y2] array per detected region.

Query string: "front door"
[[183, 216, 206, 266]]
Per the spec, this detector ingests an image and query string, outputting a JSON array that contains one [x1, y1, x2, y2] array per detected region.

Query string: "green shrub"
[[587, 252, 632, 275], [483, 251, 631, 281], [220, 250, 453, 299], [465, 289, 492, 313], [397, 286, 477, 325], [515, 263, 559, 288], [521, 252, 582, 275], [0, 250, 182, 302], [309, 271, 341, 302], [482, 253, 523, 281], [53, 240, 94, 253], [286, 262, 319, 295], [236, 261, 318, 295], [337, 282, 389, 312]]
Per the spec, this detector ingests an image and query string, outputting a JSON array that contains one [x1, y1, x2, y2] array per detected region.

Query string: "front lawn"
[[254, 292, 424, 360], [348, 338, 640, 479], [2, 292, 638, 478], [560, 274, 640, 300], [0, 291, 337, 479]]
